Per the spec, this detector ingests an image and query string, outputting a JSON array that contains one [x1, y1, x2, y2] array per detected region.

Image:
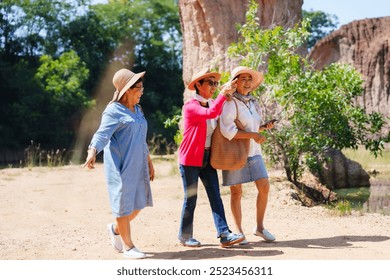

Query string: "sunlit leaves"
[[36, 50, 92, 108]]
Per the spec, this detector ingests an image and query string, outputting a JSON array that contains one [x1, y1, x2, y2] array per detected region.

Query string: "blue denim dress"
[[89, 102, 153, 217]]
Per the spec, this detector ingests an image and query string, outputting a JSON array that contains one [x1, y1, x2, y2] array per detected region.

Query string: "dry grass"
[[343, 146, 390, 170]]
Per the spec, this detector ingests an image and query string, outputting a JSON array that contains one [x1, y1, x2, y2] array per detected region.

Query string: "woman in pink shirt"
[[178, 68, 244, 248]]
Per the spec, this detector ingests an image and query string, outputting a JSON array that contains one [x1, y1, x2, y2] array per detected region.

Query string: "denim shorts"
[[222, 154, 268, 186]]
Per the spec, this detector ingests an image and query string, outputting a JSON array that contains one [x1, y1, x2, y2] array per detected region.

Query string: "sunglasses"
[[132, 85, 144, 91], [202, 80, 219, 87]]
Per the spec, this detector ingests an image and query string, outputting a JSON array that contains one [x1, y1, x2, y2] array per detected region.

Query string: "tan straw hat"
[[230, 66, 264, 91], [111, 69, 145, 102], [188, 68, 221, 91]]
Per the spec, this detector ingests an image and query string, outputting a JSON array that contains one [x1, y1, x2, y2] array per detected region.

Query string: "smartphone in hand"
[[260, 119, 278, 129]]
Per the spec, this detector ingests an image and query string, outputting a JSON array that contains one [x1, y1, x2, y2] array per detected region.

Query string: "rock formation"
[[178, 0, 303, 101], [309, 17, 390, 119], [317, 149, 370, 189]]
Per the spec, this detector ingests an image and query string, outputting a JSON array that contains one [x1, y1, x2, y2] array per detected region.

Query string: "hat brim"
[[231, 69, 264, 91], [117, 71, 146, 101], [188, 72, 221, 90]]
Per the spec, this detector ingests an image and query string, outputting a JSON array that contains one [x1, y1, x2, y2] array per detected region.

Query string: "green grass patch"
[[327, 200, 353, 216], [335, 200, 352, 216]]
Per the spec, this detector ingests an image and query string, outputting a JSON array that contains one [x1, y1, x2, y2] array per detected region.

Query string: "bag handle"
[[217, 98, 245, 132], [232, 98, 245, 131]]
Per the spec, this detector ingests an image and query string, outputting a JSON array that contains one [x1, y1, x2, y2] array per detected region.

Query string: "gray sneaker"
[[220, 232, 245, 248], [254, 229, 276, 242], [179, 238, 201, 247]]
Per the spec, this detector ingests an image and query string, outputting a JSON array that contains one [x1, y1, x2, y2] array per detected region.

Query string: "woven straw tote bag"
[[210, 99, 250, 170]]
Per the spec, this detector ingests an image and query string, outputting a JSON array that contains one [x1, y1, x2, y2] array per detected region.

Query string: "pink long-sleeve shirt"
[[178, 94, 227, 167]]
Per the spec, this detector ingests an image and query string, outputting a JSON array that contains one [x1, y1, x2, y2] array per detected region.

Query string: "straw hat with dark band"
[[188, 68, 221, 91], [230, 66, 264, 91], [111, 69, 146, 102]]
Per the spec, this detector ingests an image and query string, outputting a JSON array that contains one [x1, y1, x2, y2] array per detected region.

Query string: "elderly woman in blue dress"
[[84, 68, 154, 259]]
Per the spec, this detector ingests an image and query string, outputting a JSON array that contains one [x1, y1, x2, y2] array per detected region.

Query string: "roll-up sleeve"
[[89, 109, 123, 154], [219, 100, 238, 141]]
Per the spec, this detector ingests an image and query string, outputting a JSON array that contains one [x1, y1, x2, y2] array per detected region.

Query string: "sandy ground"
[[1, 157, 390, 261]]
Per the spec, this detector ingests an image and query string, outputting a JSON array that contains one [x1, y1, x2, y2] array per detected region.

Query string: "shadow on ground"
[[145, 235, 390, 259]]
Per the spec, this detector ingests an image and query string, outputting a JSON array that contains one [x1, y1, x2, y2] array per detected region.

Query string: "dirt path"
[[1, 159, 390, 260]]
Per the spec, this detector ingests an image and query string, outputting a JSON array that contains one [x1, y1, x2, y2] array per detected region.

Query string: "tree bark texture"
[[179, 0, 303, 101]]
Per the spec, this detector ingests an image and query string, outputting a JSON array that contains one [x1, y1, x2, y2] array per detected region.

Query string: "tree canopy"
[[302, 9, 339, 49], [0, 0, 182, 163]]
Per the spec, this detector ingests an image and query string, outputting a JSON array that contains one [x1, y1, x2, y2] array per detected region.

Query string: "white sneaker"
[[123, 247, 146, 259], [254, 229, 276, 242], [107, 223, 123, 252]]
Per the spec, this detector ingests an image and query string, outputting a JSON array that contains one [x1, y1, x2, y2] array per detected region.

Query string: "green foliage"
[[0, 0, 94, 152], [164, 114, 183, 145], [32, 50, 92, 147], [0, 0, 182, 160], [36, 50, 92, 108], [302, 9, 339, 49], [61, 8, 120, 92], [0, 0, 87, 57], [228, 0, 389, 183], [85, 0, 184, 154]]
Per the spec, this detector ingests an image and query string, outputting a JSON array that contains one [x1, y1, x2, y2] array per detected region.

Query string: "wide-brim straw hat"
[[188, 68, 221, 90], [230, 66, 264, 91], [112, 68, 146, 102]]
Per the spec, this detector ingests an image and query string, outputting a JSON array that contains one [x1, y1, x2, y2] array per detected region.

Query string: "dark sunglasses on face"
[[202, 80, 219, 87]]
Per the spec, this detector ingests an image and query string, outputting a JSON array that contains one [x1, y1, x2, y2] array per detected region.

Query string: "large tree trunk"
[[179, 0, 303, 101]]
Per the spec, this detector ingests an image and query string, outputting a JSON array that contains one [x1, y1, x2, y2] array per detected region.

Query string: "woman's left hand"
[[83, 148, 96, 169], [258, 125, 272, 133], [148, 158, 155, 181], [259, 119, 276, 132]]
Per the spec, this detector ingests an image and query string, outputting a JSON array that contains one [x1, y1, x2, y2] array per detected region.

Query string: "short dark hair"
[[194, 79, 204, 94], [130, 78, 143, 88]]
